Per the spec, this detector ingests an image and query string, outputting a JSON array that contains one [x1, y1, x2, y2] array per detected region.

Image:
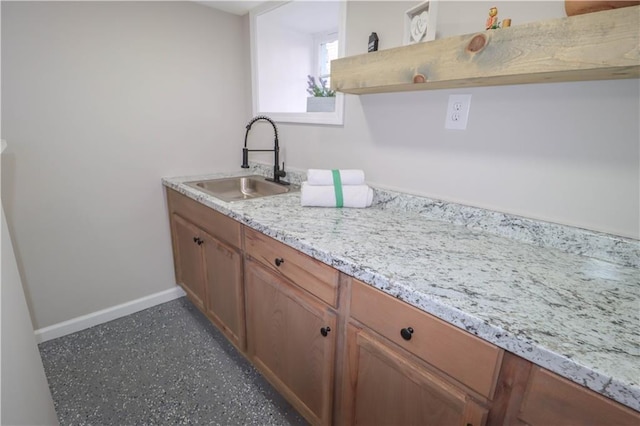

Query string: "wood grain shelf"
[[331, 6, 640, 95]]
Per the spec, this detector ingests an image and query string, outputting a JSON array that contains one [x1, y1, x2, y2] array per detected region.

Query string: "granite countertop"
[[162, 167, 640, 412]]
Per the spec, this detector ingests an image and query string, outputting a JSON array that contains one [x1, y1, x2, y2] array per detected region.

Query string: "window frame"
[[314, 29, 339, 83], [249, 1, 346, 126]]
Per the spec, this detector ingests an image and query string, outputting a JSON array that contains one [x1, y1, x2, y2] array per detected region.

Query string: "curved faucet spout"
[[244, 115, 279, 147], [241, 115, 289, 185]]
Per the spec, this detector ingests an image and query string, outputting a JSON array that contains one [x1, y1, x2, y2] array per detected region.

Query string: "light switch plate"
[[445, 94, 472, 130]]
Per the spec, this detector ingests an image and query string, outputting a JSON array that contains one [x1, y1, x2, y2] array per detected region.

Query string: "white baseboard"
[[34, 286, 186, 343]]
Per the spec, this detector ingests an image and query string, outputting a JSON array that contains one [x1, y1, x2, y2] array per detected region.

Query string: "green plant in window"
[[306, 75, 335, 97]]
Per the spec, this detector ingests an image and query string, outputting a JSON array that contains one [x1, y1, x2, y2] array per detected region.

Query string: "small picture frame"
[[403, 1, 438, 45]]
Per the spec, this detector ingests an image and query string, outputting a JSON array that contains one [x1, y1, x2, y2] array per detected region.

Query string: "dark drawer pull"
[[400, 327, 414, 341], [320, 326, 331, 337], [274, 258, 284, 267]]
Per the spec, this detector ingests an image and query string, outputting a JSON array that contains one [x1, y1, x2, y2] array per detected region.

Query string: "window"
[[315, 31, 339, 87], [250, 1, 346, 125]]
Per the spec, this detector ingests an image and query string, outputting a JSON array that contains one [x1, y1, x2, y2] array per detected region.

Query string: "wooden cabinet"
[[343, 324, 488, 426], [245, 257, 337, 426], [344, 279, 640, 425], [341, 278, 504, 426], [331, 6, 639, 95], [171, 214, 207, 309], [350, 278, 503, 399], [200, 230, 244, 348], [243, 226, 341, 425], [165, 187, 640, 425], [244, 227, 340, 308], [515, 367, 640, 426], [166, 189, 245, 350]]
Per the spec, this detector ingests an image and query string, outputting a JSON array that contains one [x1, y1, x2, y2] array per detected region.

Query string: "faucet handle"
[[271, 162, 289, 185], [276, 162, 286, 178]]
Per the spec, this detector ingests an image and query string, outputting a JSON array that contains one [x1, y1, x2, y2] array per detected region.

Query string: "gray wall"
[[1, 1, 249, 329], [276, 1, 639, 239]]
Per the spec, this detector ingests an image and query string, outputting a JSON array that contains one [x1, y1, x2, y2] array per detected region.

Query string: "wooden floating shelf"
[[331, 6, 640, 95]]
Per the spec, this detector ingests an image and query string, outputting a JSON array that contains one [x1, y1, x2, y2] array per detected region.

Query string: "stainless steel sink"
[[185, 175, 295, 202]]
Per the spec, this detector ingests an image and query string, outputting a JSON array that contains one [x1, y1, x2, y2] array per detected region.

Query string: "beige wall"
[[1, 1, 638, 332], [1, 1, 249, 328], [2, 199, 58, 425], [275, 1, 639, 239]]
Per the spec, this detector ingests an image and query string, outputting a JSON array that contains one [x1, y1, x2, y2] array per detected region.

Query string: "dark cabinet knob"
[[193, 237, 203, 245], [274, 258, 284, 267], [320, 326, 331, 337], [400, 327, 414, 341], [197, 238, 203, 245], [193, 236, 198, 243]]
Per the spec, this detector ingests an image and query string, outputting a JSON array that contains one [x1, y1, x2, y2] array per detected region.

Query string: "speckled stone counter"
[[162, 166, 640, 412]]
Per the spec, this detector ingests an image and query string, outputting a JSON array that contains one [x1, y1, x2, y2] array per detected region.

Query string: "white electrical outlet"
[[445, 94, 472, 130]]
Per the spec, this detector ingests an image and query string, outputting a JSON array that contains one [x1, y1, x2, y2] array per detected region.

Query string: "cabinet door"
[[518, 367, 640, 426], [172, 214, 205, 310], [343, 324, 487, 426], [202, 232, 245, 350], [245, 258, 337, 426]]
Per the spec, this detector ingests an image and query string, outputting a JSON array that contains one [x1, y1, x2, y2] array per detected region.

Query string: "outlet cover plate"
[[445, 94, 472, 130]]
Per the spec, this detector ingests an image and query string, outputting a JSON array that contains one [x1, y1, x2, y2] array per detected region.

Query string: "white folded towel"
[[307, 169, 366, 186], [301, 181, 373, 208]]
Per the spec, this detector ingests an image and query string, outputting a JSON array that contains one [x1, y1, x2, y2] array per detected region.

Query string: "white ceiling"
[[261, 1, 339, 33], [195, 1, 265, 16], [196, 1, 340, 34]]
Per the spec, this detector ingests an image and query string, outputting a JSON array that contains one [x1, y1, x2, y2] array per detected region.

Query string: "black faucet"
[[241, 115, 289, 185]]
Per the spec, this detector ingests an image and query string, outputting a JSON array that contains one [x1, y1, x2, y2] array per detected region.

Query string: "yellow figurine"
[[486, 6, 499, 30]]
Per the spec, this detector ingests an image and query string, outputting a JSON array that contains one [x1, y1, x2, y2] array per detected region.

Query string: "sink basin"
[[185, 175, 295, 202]]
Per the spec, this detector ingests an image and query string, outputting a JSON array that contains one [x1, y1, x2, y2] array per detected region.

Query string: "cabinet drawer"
[[166, 188, 241, 248], [350, 278, 503, 399], [244, 227, 339, 308], [519, 367, 640, 425]]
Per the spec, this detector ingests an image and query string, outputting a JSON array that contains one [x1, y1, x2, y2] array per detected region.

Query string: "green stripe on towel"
[[332, 169, 343, 208]]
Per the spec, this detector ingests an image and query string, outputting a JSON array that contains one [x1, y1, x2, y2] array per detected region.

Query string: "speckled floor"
[[39, 297, 307, 426]]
